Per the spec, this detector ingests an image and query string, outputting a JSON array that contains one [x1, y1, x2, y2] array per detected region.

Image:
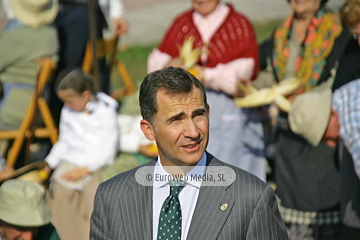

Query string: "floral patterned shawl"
[[272, 7, 342, 91]]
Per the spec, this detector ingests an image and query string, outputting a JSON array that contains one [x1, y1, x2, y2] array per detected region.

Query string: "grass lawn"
[[112, 19, 282, 90]]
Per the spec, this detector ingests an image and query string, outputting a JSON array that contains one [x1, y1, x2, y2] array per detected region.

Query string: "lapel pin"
[[220, 203, 228, 211]]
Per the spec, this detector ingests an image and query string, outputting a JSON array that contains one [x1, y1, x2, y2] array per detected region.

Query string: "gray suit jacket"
[[90, 152, 287, 239]]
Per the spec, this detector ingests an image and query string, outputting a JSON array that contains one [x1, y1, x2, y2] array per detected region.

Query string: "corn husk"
[[235, 78, 301, 112], [183, 48, 202, 69], [178, 36, 202, 69], [237, 82, 258, 94], [274, 94, 292, 112]]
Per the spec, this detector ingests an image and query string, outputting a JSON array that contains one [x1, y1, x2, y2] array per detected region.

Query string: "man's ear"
[[206, 104, 210, 117], [140, 119, 155, 141]]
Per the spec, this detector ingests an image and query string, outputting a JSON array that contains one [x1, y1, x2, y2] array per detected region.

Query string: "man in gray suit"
[[90, 67, 287, 239]]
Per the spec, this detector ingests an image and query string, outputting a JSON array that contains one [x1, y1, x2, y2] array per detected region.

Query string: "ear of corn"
[[274, 78, 301, 96], [235, 88, 275, 107], [183, 48, 202, 69], [187, 68, 199, 78], [179, 36, 195, 58], [234, 78, 301, 112], [179, 36, 202, 69], [274, 94, 291, 112], [237, 82, 258, 94], [148, 144, 158, 154]]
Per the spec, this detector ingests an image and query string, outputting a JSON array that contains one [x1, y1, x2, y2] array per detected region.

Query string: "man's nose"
[[183, 120, 200, 138]]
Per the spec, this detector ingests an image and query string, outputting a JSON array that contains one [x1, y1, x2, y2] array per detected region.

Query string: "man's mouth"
[[182, 140, 202, 150], [185, 143, 198, 148]]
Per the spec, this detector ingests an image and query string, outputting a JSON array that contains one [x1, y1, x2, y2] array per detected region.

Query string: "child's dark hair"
[[55, 68, 96, 96]]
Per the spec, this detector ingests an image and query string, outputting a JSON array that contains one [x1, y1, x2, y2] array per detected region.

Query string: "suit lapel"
[[187, 153, 235, 240], [121, 160, 156, 240]]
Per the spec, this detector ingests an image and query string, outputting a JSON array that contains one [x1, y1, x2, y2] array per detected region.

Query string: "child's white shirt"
[[45, 92, 119, 172]]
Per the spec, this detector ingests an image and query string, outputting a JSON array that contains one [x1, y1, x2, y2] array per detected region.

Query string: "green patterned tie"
[[157, 180, 186, 240]]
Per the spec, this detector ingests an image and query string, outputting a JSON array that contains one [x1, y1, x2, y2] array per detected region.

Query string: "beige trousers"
[[46, 172, 100, 240]]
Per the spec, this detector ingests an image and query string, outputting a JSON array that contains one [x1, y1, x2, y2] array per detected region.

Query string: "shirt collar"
[[193, 3, 229, 43], [154, 153, 207, 189]]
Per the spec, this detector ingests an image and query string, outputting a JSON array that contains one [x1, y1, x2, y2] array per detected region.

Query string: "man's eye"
[[194, 112, 205, 117]]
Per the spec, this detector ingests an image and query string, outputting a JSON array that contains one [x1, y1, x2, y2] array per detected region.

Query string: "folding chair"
[[82, 35, 135, 98], [0, 59, 58, 167]]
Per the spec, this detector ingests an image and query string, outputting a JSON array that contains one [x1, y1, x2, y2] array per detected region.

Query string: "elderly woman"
[[148, 0, 266, 180], [0, 0, 59, 131], [255, 0, 350, 239]]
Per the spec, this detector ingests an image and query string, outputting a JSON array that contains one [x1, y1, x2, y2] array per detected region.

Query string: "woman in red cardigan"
[[147, 0, 265, 180]]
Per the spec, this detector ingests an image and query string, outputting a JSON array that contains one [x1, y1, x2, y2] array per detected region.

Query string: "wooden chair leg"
[[82, 43, 93, 74], [38, 98, 58, 144], [116, 60, 135, 96], [6, 99, 36, 167]]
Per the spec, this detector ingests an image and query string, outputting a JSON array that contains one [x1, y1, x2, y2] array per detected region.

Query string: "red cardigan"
[[158, 4, 259, 79]]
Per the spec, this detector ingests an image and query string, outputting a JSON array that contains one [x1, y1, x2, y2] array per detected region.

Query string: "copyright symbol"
[[146, 174, 152, 181]]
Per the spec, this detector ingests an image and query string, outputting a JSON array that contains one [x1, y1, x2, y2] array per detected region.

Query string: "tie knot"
[[169, 180, 185, 196]]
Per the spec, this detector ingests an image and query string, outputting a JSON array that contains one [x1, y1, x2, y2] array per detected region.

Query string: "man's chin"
[[177, 153, 203, 166]]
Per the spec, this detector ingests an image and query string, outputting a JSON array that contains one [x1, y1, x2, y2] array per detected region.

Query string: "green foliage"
[[113, 44, 156, 89]]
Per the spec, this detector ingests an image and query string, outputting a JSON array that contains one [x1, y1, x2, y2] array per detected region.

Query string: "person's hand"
[[43, 165, 52, 175], [139, 144, 158, 158], [113, 17, 128, 35], [61, 167, 89, 182], [323, 109, 340, 147], [0, 165, 14, 181], [164, 58, 184, 68]]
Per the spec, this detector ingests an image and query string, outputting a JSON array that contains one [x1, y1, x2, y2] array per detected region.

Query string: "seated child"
[[43, 68, 119, 240]]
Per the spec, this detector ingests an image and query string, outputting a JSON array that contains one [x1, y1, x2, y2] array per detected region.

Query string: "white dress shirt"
[[152, 153, 207, 240], [45, 92, 119, 172]]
